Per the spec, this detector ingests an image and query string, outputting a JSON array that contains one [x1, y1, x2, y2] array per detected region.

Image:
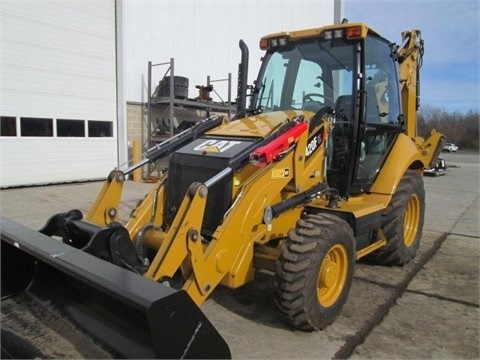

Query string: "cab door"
[[350, 35, 402, 194]]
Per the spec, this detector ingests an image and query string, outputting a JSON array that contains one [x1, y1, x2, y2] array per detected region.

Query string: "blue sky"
[[345, 0, 479, 113]]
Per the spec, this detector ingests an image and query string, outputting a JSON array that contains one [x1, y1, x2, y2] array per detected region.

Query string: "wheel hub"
[[404, 193, 420, 247], [320, 257, 339, 288], [317, 244, 348, 307]]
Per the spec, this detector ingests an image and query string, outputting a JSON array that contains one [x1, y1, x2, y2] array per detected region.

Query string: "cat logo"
[[193, 139, 242, 153]]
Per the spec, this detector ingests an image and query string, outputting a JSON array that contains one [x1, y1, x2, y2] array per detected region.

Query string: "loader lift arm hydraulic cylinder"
[[87, 115, 224, 226], [123, 115, 224, 175]]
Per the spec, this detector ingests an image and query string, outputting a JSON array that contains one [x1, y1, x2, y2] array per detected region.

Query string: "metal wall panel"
[[0, 137, 117, 186], [122, 0, 337, 104], [0, 0, 117, 187]]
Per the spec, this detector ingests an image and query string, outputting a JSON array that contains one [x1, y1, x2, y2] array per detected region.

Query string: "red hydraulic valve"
[[250, 121, 308, 167]]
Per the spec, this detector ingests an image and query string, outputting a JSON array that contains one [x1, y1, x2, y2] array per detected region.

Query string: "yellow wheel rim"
[[317, 244, 348, 307], [404, 193, 420, 247]]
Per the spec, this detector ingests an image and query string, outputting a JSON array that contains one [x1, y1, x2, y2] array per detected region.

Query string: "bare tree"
[[417, 106, 479, 150]]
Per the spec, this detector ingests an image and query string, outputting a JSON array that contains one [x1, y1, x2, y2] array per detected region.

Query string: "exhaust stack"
[[235, 39, 249, 118]]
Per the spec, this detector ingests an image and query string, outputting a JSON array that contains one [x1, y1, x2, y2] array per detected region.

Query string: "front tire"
[[274, 213, 355, 331]]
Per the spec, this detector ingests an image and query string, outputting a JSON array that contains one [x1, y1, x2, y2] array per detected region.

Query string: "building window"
[[20, 117, 53, 137], [1, 116, 16, 136], [88, 120, 113, 137], [57, 119, 85, 137]]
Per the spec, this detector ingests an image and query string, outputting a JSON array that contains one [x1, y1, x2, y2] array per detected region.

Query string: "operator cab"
[[252, 24, 402, 197]]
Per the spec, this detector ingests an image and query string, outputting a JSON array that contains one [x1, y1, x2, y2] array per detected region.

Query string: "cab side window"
[[364, 37, 401, 125]]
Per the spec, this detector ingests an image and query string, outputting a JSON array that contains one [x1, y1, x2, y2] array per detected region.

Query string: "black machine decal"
[[305, 127, 325, 161], [193, 139, 242, 153], [179, 137, 256, 159]]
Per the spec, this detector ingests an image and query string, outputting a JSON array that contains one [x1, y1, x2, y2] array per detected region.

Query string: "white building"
[[0, 0, 342, 187]]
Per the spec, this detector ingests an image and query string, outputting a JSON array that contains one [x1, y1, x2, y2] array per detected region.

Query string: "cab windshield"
[[253, 38, 356, 115]]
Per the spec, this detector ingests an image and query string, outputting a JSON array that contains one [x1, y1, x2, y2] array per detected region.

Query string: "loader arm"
[[125, 174, 168, 248], [143, 117, 330, 304], [86, 170, 125, 224]]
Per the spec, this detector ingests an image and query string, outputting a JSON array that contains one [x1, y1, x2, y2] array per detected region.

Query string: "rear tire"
[[274, 213, 355, 330], [366, 170, 425, 266]]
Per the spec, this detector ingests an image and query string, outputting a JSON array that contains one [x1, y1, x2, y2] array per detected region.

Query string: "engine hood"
[[207, 110, 313, 139]]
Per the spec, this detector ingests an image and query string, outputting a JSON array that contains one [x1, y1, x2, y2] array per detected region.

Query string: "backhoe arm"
[[398, 29, 424, 139], [397, 30, 445, 167]]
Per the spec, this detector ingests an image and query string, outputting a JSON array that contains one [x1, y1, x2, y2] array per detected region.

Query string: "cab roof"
[[260, 22, 384, 42]]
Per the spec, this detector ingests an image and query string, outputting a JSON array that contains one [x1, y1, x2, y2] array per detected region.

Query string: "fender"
[[369, 133, 425, 195]]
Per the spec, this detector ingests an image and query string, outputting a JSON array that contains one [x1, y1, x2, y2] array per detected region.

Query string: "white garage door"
[[0, 0, 117, 187]]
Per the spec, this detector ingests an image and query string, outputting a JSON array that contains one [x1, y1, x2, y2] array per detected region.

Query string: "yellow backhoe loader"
[[1, 21, 444, 358]]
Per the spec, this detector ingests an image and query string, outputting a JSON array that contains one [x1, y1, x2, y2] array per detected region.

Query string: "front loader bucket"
[[0, 216, 230, 359]]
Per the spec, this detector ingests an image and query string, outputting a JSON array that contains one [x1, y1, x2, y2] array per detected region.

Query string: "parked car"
[[443, 143, 459, 152]]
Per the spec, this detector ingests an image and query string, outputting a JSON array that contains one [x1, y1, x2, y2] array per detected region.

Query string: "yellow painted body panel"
[[138, 112, 329, 303], [309, 193, 390, 223], [86, 170, 125, 225], [125, 176, 167, 248], [261, 22, 381, 42], [370, 131, 444, 195], [398, 29, 423, 139], [207, 110, 305, 138]]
